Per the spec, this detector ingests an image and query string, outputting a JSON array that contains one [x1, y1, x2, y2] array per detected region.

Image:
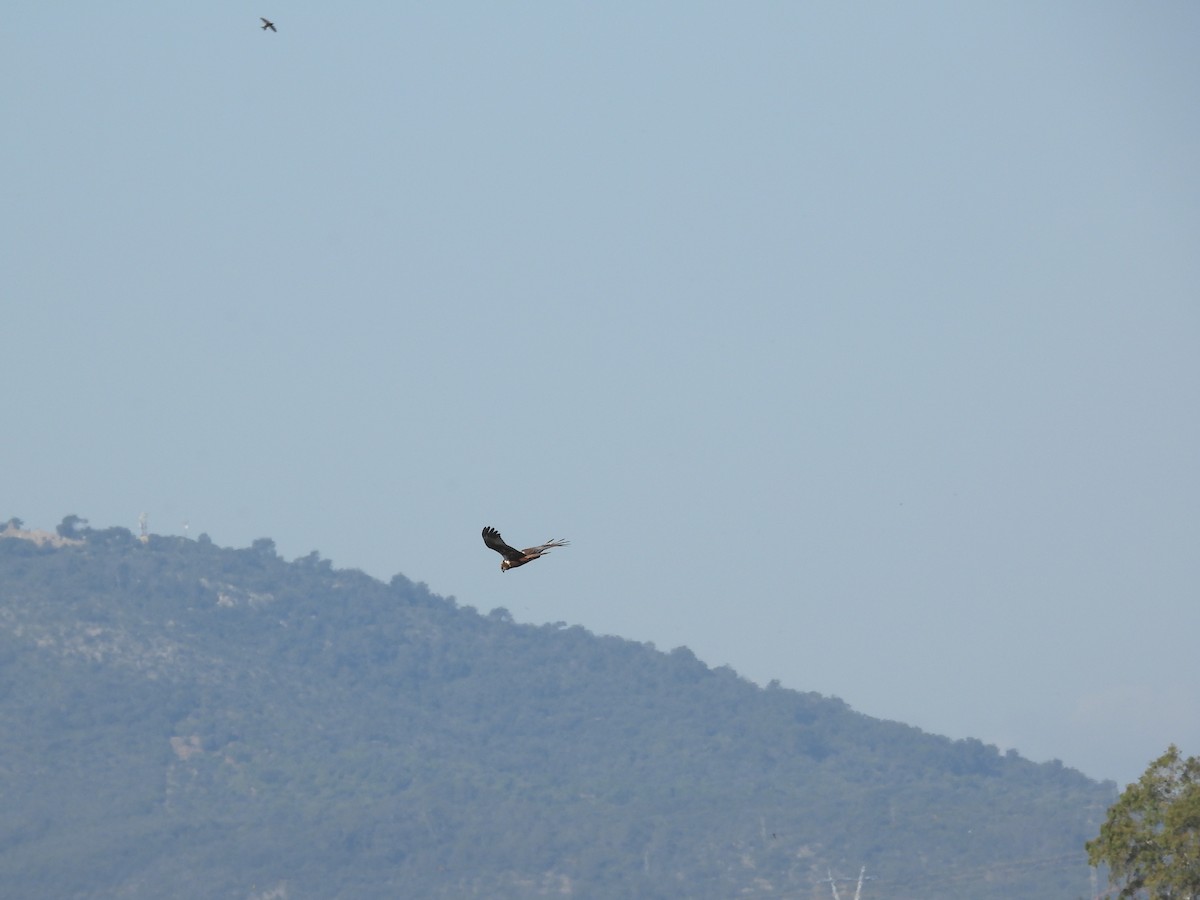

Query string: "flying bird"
[[482, 526, 569, 572], [260, 18, 277, 32]]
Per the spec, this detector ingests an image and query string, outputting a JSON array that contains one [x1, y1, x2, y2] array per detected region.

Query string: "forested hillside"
[[0, 520, 1113, 898]]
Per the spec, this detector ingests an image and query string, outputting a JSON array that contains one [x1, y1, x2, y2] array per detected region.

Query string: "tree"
[[1087, 745, 1200, 898], [56, 514, 89, 539]]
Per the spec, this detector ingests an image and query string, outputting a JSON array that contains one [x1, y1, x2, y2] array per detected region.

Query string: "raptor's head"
[[500, 559, 513, 572]]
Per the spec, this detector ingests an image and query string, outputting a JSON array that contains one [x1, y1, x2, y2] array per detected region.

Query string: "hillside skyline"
[[0, 522, 1113, 898], [1, 514, 1128, 789]]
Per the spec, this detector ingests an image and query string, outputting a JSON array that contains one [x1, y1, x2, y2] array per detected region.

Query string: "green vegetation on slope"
[[0, 521, 1113, 898]]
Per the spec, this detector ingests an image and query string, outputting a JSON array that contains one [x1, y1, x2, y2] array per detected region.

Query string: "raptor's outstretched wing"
[[521, 538, 569, 555], [482, 526, 523, 561]]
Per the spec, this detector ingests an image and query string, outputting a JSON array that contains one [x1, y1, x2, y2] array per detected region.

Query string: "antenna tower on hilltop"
[[139, 512, 149, 544]]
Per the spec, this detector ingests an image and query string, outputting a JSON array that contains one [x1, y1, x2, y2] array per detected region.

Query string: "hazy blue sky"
[[5, 3, 1197, 787]]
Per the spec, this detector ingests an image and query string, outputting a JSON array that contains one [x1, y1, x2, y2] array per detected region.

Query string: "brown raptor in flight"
[[482, 526, 569, 572]]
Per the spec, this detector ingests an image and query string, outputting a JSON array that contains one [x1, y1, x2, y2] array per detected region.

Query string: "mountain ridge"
[[0, 519, 1112, 898]]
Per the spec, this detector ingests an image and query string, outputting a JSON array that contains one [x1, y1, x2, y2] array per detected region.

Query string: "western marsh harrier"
[[482, 526, 568, 572]]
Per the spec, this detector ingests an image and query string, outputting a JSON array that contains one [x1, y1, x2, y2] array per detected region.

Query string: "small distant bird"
[[482, 526, 569, 572], [260, 17, 277, 32]]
